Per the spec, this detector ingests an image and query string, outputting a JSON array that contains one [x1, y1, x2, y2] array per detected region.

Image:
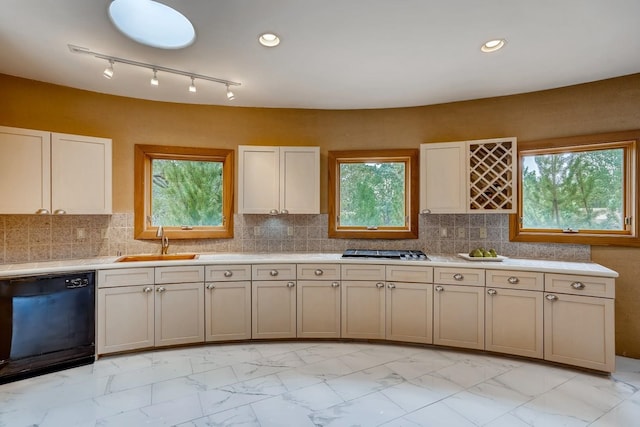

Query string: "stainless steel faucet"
[[156, 225, 169, 254]]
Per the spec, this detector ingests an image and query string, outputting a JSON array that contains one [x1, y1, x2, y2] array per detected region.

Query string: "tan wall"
[[1, 73, 639, 356]]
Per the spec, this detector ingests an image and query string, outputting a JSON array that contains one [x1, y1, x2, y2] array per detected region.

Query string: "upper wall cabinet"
[[238, 145, 320, 214], [419, 137, 517, 214], [0, 126, 112, 214]]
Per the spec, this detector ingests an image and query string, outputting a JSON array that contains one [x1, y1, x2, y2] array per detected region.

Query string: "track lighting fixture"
[[69, 45, 241, 100], [103, 60, 114, 79]]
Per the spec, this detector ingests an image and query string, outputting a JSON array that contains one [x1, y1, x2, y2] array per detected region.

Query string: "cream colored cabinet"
[[385, 265, 433, 344], [433, 284, 485, 350], [251, 264, 297, 339], [238, 145, 320, 214], [419, 137, 516, 214], [341, 264, 386, 339], [204, 265, 252, 342], [297, 264, 341, 338], [0, 125, 112, 214], [544, 273, 615, 372]]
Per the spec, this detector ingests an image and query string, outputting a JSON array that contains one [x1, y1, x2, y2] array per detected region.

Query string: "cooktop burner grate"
[[341, 249, 428, 260]]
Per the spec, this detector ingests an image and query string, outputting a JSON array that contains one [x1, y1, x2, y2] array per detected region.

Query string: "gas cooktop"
[[341, 249, 429, 261]]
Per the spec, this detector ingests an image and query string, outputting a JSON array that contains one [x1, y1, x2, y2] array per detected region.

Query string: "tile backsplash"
[[0, 213, 590, 265]]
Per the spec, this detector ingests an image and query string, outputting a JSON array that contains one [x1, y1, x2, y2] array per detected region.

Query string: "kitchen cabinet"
[[0, 125, 112, 214], [204, 265, 252, 342], [341, 264, 386, 339], [544, 273, 615, 372], [252, 264, 297, 338], [297, 264, 341, 338], [385, 265, 433, 344], [419, 137, 516, 214], [433, 266, 485, 350], [238, 145, 320, 214]]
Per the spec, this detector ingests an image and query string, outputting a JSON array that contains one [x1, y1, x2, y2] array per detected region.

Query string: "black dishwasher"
[[0, 271, 95, 384]]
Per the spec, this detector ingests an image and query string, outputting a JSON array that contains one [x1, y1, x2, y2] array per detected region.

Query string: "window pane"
[[522, 148, 624, 230], [151, 159, 223, 226], [339, 162, 406, 227]]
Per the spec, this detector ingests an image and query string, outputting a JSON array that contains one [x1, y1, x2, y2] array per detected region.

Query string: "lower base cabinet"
[[433, 284, 485, 350], [341, 281, 385, 339], [154, 282, 205, 347], [297, 280, 341, 338], [252, 280, 297, 339], [386, 282, 433, 344], [205, 281, 252, 342]]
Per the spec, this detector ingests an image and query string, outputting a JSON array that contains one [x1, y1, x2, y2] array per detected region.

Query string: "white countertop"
[[0, 253, 618, 278]]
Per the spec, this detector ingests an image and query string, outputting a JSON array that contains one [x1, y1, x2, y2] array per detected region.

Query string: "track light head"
[[188, 77, 196, 93], [226, 84, 235, 101], [103, 60, 114, 79], [150, 69, 159, 86]]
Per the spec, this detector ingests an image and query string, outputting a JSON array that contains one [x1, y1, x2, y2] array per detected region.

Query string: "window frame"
[[134, 144, 234, 240], [510, 130, 639, 246], [328, 149, 419, 239]]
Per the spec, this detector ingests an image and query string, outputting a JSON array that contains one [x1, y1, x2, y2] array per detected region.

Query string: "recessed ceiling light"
[[108, 0, 195, 49], [259, 33, 280, 47], [481, 39, 506, 53]]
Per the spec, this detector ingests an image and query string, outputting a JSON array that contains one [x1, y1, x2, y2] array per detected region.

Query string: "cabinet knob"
[[156, 286, 166, 293], [453, 273, 464, 281], [270, 270, 279, 277], [487, 288, 497, 296], [331, 282, 340, 288], [387, 283, 396, 289], [507, 276, 520, 284], [435, 285, 444, 292], [421, 209, 432, 214], [545, 294, 558, 301], [281, 209, 289, 214], [35, 208, 50, 215], [206, 284, 215, 290], [53, 209, 67, 215], [269, 209, 279, 215], [314, 269, 324, 276], [571, 281, 585, 290], [287, 282, 295, 288], [376, 282, 384, 289], [224, 270, 233, 278], [143, 287, 153, 293]]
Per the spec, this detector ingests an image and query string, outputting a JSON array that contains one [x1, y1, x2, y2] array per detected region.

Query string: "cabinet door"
[[433, 284, 484, 350], [155, 283, 205, 347], [51, 132, 112, 214], [486, 288, 543, 359], [238, 146, 280, 214], [341, 281, 385, 339], [205, 281, 251, 342], [419, 142, 467, 213], [297, 280, 341, 338], [386, 282, 432, 344], [280, 147, 320, 213], [544, 293, 615, 372], [0, 126, 51, 214], [252, 280, 297, 339], [97, 285, 154, 354]]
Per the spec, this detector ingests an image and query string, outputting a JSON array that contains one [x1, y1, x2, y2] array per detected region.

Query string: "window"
[[134, 145, 234, 239], [510, 130, 640, 246], [328, 149, 419, 239]]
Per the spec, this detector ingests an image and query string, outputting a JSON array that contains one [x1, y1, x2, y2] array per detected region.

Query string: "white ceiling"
[[1, 0, 639, 110]]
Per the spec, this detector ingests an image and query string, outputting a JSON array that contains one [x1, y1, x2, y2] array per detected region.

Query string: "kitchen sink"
[[115, 253, 199, 262]]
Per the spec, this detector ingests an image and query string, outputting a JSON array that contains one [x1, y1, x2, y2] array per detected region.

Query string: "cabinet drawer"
[[297, 264, 340, 281], [486, 269, 543, 291], [386, 265, 433, 283], [341, 264, 385, 281], [155, 266, 205, 284], [205, 265, 252, 282], [434, 267, 485, 286], [252, 264, 296, 281], [545, 273, 615, 298], [98, 268, 154, 288]]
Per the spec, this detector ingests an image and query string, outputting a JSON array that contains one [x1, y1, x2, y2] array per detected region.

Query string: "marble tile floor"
[[1, 342, 639, 427]]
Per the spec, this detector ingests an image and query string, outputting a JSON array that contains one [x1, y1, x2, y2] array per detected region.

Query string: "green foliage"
[[522, 148, 623, 230], [339, 162, 406, 227], [151, 159, 223, 226]]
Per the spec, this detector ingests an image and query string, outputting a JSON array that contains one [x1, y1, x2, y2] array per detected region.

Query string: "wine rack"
[[468, 138, 516, 212]]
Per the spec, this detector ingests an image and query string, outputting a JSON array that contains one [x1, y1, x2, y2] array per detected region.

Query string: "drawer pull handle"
[[224, 270, 233, 278], [387, 283, 396, 289], [376, 282, 384, 289], [314, 269, 324, 276], [487, 289, 497, 296], [287, 282, 295, 288], [453, 273, 464, 281], [156, 286, 166, 293], [545, 294, 558, 301], [270, 270, 279, 277], [508, 277, 519, 284], [206, 284, 215, 290], [435, 285, 444, 292], [143, 287, 153, 293], [571, 281, 585, 290], [331, 282, 340, 288]]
